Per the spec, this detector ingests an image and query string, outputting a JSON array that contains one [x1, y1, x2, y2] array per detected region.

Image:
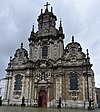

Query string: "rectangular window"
[[42, 46, 48, 58], [14, 74, 23, 90], [70, 73, 78, 90]]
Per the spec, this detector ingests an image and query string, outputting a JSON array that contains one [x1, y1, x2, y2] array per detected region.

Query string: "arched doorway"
[[38, 90, 47, 107]]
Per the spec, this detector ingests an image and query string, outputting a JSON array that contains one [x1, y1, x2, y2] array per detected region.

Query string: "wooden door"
[[38, 91, 47, 107]]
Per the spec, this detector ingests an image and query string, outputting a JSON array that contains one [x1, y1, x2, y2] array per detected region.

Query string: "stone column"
[[7, 74, 12, 102], [29, 78, 32, 105], [49, 38, 53, 59], [38, 40, 41, 59], [4, 77, 9, 100], [34, 87, 37, 99], [58, 37, 63, 58], [47, 87, 49, 107], [56, 76, 62, 100], [83, 76, 85, 101]]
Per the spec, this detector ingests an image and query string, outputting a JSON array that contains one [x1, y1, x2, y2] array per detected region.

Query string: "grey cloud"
[[0, 0, 100, 87]]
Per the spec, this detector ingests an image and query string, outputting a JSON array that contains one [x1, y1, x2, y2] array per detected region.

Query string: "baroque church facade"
[[3, 3, 97, 108]]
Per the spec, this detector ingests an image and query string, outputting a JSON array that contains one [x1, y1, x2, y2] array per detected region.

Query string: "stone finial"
[[10, 56, 12, 62], [60, 18, 62, 27], [41, 9, 43, 14], [86, 49, 90, 62], [8, 56, 12, 67], [59, 18, 63, 33], [72, 36, 74, 43], [32, 24, 34, 32], [21, 42, 23, 48], [86, 49, 89, 58], [51, 7, 53, 13]]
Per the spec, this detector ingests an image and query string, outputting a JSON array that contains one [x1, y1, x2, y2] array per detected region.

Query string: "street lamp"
[[86, 49, 93, 110], [86, 49, 90, 109]]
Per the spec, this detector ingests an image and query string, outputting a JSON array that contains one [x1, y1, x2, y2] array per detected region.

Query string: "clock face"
[[43, 22, 49, 29]]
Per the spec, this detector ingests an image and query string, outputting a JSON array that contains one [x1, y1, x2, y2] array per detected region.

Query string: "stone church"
[[3, 2, 97, 108]]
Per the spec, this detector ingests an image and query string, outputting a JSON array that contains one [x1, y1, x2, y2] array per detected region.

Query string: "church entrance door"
[[38, 90, 47, 107]]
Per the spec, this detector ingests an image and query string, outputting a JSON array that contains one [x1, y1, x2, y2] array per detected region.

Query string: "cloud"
[[0, 0, 100, 87]]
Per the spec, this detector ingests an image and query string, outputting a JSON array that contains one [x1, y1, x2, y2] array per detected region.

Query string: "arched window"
[[14, 74, 23, 90], [70, 72, 78, 90], [42, 46, 48, 58]]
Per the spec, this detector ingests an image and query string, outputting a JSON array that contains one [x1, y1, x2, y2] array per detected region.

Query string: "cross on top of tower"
[[44, 2, 50, 9]]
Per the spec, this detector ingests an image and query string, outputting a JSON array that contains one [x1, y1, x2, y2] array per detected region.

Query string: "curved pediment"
[[34, 59, 53, 68], [64, 36, 86, 61]]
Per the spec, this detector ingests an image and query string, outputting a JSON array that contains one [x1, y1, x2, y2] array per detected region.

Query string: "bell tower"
[[28, 2, 65, 61], [37, 2, 57, 36]]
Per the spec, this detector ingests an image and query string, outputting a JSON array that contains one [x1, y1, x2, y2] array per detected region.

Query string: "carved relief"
[[34, 46, 38, 60], [56, 77, 62, 100], [13, 91, 21, 99], [54, 44, 58, 59], [34, 72, 52, 84]]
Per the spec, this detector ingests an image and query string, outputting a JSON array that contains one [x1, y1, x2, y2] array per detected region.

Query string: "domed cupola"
[[14, 43, 28, 58], [64, 36, 86, 61], [65, 36, 82, 54], [7, 43, 29, 68]]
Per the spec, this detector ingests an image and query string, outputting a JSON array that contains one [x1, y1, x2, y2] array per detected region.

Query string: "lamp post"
[[86, 58, 89, 103], [86, 49, 92, 110]]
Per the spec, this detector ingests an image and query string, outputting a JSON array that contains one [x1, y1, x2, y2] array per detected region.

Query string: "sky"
[[0, 0, 100, 87]]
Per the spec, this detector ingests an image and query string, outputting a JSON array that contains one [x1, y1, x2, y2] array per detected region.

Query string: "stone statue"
[[21, 96, 25, 106]]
